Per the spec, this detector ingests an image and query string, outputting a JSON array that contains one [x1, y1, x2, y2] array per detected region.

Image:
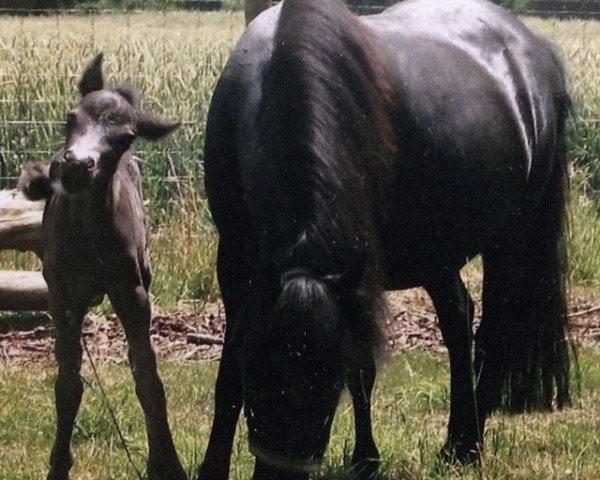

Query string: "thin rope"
[[82, 337, 145, 480]]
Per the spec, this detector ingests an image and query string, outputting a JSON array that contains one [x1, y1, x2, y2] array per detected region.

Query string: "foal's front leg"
[[47, 298, 85, 480], [425, 273, 480, 463], [109, 280, 186, 480]]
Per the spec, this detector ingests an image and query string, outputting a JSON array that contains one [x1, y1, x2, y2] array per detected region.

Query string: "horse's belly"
[[379, 164, 521, 289]]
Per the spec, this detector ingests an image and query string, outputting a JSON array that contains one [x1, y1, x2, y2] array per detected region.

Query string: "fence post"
[[0, 189, 48, 311]]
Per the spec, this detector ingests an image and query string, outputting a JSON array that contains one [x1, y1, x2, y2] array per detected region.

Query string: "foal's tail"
[[18, 161, 54, 201], [479, 94, 572, 413]]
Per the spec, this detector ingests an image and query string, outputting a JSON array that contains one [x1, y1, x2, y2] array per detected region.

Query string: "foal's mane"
[[260, 0, 396, 350]]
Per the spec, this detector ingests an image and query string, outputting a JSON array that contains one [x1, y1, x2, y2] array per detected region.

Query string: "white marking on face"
[[66, 125, 103, 164]]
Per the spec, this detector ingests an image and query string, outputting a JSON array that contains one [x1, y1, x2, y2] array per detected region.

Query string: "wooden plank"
[[0, 189, 43, 254], [0, 270, 48, 311]]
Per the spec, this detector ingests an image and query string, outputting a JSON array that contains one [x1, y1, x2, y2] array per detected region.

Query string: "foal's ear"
[[137, 113, 180, 141], [78, 53, 105, 97], [116, 83, 141, 108]]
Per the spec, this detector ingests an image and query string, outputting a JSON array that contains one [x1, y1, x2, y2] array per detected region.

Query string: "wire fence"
[[0, 2, 599, 195]]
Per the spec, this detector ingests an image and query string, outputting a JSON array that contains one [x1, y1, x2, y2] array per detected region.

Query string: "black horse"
[[199, 0, 572, 478]]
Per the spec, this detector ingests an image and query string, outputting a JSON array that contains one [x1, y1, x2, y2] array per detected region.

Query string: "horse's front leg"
[[425, 272, 480, 463], [197, 239, 249, 480], [108, 279, 186, 480], [346, 349, 380, 479], [47, 295, 85, 480]]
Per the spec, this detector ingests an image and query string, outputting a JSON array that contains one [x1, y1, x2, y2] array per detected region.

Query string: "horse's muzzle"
[[249, 440, 323, 475]]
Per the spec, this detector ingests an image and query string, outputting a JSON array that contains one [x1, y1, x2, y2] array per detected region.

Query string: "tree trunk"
[[0, 189, 43, 254], [245, 0, 271, 25], [0, 270, 48, 311]]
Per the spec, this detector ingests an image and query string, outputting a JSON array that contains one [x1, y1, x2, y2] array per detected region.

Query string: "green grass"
[[1, 12, 600, 303], [0, 349, 599, 479]]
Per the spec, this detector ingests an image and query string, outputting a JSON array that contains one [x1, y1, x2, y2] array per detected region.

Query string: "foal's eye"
[[65, 113, 76, 131], [102, 112, 122, 125]]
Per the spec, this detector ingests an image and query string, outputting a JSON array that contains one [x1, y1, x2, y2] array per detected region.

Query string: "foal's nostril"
[[63, 150, 76, 162], [63, 150, 94, 169]]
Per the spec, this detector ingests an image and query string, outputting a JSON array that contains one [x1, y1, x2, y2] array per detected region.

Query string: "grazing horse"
[[18, 54, 186, 480], [199, 0, 572, 478]]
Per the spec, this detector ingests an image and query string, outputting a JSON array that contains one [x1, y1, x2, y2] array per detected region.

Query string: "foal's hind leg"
[[425, 272, 480, 463], [46, 293, 85, 480], [108, 279, 186, 480], [346, 350, 380, 479]]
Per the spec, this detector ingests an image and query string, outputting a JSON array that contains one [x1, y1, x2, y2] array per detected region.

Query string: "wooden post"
[[0, 270, 48, 311], [245, 0, 271, 25], [0, 189, 44, 254], [0, 189, 48, 311]]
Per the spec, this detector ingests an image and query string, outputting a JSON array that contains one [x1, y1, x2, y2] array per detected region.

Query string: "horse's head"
[[241, 265, 369, 475], [53, 54, 179, 194]]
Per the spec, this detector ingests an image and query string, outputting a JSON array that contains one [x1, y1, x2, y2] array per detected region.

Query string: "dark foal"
[[18, 54, 186, 480]]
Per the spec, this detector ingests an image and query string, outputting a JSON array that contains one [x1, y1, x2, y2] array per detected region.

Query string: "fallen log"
[[0, 270, 49, 311], [187, 333, 224, 346], [0, 189, 44, 254]]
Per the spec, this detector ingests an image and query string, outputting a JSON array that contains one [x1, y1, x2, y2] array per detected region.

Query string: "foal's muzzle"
[[53, 156, 94, 194]]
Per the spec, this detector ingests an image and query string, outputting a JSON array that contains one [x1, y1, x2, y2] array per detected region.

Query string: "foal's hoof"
[[352, 456, 381, 480], [46, 471, 69, 480], [438, 442, 481, 466], [147, 461, 188, 480], [195, 463, 228, 480]]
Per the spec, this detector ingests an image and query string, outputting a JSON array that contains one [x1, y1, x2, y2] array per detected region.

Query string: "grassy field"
[[0, 11, 599, 479], [0, 349, 599, 479]]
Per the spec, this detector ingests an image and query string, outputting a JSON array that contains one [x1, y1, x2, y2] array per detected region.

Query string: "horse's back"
[[361, 0, 569, 285], [204, 0, 569, 285]]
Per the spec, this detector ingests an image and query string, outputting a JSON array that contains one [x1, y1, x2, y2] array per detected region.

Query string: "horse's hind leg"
[[424, 272, 480, 463], [47, 294, 84, 480], [108, 280, 186, 480], [472, 248, 517, 437], [346, 350, 380, 479]]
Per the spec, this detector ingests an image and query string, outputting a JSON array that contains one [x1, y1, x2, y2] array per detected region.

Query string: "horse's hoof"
[[438, 440, 481, 466], [438, 442, 481, 465], [46, 471, 69, 480], [147, 461, 188, 480]]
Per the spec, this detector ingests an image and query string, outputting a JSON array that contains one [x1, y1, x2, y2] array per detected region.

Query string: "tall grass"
[[0, 10, 243, 304], [0, 12, 599, 306], [569, 169, 600, 288], [525, 17, 600, 188]]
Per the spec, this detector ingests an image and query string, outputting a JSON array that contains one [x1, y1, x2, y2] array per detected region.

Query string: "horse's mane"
[[259, 0, 397, 351], [264, 0, 396, 268]]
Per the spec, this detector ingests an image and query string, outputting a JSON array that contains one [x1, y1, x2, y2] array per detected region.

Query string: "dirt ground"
[[0, 288, 598, 367]]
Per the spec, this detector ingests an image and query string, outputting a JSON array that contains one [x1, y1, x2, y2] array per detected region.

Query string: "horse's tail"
[[18, 162, 54, 201], [478, 93, 572, 413], [260, 0, 396, 352]]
